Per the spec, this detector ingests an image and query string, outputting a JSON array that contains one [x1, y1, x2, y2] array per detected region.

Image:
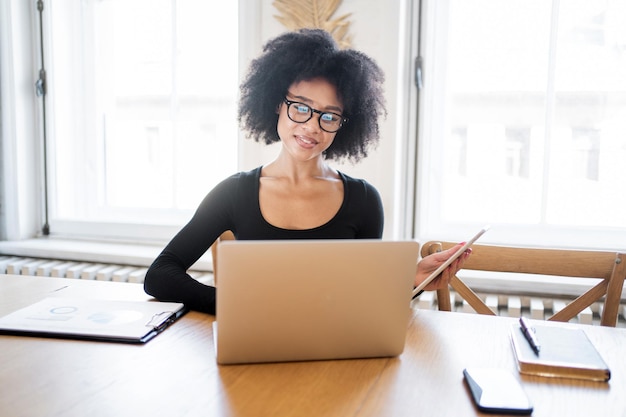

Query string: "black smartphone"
[[463, 368, 533, 415]]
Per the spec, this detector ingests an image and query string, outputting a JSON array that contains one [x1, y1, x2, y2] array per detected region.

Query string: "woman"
[[144, 29, 469, 314]]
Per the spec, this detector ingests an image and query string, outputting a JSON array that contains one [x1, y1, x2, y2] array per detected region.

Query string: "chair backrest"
[[210, 230, 235, 286], [421, 242, 626, 327]]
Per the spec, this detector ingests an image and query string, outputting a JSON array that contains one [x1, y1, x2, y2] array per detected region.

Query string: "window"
[[416, 0, 626, 249], [44, 0, 239, 241]]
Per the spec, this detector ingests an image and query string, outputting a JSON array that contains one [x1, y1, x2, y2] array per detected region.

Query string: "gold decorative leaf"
[[273, 0, 353, 48]]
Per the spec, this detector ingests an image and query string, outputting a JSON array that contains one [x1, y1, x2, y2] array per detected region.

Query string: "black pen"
[[412, 289, 424, 300], [519, 317, 541, 354]]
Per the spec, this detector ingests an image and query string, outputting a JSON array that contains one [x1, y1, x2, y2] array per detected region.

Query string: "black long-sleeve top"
[[144, 166, 384, 314]]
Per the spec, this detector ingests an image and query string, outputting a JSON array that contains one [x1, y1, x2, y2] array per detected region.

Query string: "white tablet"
[[412, 225, 490, 298]]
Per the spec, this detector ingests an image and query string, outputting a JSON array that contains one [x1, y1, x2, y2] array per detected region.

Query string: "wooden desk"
[[1, 275, 625, 417]]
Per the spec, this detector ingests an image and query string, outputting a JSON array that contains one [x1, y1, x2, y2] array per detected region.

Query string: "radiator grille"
[[412, 290, 626, 327], [0, 256, 213, 286]]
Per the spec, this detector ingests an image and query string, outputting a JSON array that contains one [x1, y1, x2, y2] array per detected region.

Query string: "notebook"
[[0, 297, 187, 343], [509, 323, 611, 382], [214, 239, 419, 364]]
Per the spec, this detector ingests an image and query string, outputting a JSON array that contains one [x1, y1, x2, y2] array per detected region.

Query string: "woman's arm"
[[144, 176, 238, 314]]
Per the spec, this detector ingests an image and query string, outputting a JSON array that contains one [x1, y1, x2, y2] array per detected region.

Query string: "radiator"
[[0, 255, 214, 286], [413, 290, 626, 327]]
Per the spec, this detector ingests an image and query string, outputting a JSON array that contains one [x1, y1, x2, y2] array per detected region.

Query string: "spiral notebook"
[[509, 323, 611, 382]]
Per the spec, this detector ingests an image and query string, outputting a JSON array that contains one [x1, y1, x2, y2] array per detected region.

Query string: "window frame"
[[47, 0, 243, 242], [412, 0, 626, 251], [0, 0, 265, 244]]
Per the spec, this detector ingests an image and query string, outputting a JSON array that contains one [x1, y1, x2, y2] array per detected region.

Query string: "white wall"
[[238, 0, 410, 239]]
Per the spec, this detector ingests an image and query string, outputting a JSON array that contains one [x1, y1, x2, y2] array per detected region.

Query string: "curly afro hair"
[[238, 29, 386, 163]]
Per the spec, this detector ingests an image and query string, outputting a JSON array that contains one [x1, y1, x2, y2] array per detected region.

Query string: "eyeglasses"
[[283, 98, 347, 133]]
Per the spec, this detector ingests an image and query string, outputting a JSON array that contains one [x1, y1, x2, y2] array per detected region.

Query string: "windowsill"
[[0, 237, 213, 271]]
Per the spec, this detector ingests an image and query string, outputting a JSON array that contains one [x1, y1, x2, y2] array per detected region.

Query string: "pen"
[[412, 289, 424, 300], [519, 317, 540, 354]]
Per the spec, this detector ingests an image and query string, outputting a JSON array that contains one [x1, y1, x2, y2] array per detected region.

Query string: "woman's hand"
[[415, 243, 472, 290]]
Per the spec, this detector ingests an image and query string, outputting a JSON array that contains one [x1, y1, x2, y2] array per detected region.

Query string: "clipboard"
[[0, 297, 187, 343], [412, 225, 490, 298]]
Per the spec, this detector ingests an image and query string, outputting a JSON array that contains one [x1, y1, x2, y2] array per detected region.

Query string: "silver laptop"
[[214, 239, 419, 364]]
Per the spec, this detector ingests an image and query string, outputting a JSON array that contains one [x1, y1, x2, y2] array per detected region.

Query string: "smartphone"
[[463, 368, 533, 415], [412, 225, 490, 297]]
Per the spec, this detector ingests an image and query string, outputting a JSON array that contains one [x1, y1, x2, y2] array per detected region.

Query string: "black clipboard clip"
[[146, 311, 176, 332]]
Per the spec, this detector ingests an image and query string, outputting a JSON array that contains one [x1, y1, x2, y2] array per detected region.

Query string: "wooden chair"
[[420, 242, 626, 327], [210, 230, 235, 286]]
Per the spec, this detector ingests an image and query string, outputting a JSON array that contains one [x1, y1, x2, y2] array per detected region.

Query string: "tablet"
[[412, 225, 490, 298]]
